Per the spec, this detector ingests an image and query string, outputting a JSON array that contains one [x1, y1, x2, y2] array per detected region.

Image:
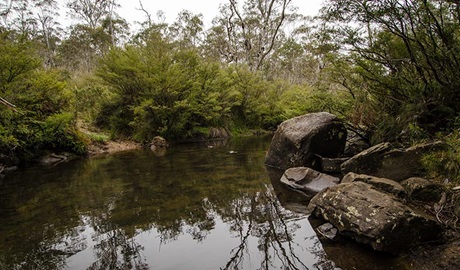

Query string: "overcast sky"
[[60, 0, 324, 29]]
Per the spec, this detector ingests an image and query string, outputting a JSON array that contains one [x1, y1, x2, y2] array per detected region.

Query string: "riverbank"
[[86, 140, 141, 157]]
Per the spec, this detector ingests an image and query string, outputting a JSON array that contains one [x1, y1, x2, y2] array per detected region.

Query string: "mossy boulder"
[[307, 181, 441, 254]]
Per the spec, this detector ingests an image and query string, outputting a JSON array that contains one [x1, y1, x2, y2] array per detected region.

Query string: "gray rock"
[[317, 223, 338, 240], [280, 167, 339, 198], [308, 181, 441, 254], [340, 142, 391, 176], [344, 131, 370, 156], [401, 177, 445, 202], [341, 141, 445, 181], [320, 157, 350, 173], [342, 172, 406, 198], [265, 112, 347, 170]]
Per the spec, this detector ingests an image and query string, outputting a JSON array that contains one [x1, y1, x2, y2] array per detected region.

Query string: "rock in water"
[[280, 167, 339, 198], [265, 112, 347, 170], [150, 136, 168, 150], [308, 181, 441, 254]]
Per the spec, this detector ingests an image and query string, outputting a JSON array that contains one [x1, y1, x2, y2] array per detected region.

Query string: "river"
[[0, 136, 412, 270]]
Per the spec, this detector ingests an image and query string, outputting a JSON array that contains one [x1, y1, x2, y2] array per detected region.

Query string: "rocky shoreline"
[[265, 112, 460, 270]]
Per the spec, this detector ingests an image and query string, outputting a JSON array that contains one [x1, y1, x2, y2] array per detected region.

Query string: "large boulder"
[[280, 167, 339, 198], [308, 181, 441, 254], [341, 141, 445, 181], [265, 112, 347, 170], [342, 172, 406, 198]]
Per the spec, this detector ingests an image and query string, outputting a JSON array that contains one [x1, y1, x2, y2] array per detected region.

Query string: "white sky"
[[60, 0, 325, 29]]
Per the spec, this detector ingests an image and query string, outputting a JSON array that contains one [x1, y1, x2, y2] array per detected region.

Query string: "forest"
[[0, 0, 459, 182]]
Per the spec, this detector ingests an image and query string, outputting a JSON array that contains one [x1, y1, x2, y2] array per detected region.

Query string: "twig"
[[0, 96, 18, 112]]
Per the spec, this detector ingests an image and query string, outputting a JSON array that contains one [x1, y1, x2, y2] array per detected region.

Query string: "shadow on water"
[[0, 136, 337, 270]]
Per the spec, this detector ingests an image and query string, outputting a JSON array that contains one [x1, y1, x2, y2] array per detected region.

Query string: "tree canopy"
[[1, 0, 459, 164]]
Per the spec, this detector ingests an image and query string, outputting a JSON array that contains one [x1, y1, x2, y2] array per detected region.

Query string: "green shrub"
[[422, 131, 460, 184]]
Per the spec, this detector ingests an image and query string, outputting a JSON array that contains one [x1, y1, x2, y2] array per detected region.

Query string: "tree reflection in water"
[[221, 186, 311, 270], [0, 137, 335, 270], [86, 221, 149, 270]]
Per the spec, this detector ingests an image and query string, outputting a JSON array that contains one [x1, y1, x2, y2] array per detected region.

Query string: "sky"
[[90, 0, 325, 29]]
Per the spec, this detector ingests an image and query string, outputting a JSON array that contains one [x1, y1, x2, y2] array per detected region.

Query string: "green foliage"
[[0, 36, 87, 163], [70, 73, 115, 122], [98, 30, 308, 141], [96, 34, 319, 141], [321, 0, 460, 142], [0, 35, 41, 93], [422, 131, 460, 184]]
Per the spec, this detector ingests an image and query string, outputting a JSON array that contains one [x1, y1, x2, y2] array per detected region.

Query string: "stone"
[[209, 127, 231, 139], [401, 177, 445, 202], [308, 181, 441, 254], [280, 167, 339, 198], [39, 153, 69, 165], [343, 130, 370, 157], [265, 112, 347, 170], [341, 172, 406, 198], [320, 157, 350, 173], [150, 136, 168, 150], [341, 141, 445, 181], [340, 142, 391, 176], [316, 223, 338, 240]]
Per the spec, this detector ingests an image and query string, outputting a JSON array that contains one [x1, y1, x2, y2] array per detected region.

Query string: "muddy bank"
[[87, 140, 141, 157]]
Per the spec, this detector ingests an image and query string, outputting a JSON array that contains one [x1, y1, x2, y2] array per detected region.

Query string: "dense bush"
[[95, 31, 316, 141], [0, 37, 86, 164], [422, 131, 460, 184]]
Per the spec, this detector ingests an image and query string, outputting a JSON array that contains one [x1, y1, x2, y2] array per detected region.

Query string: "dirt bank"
[[87, 140, 141, 157]]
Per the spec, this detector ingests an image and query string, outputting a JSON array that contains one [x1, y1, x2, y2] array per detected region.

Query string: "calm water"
[[0, 137, 338, 270]]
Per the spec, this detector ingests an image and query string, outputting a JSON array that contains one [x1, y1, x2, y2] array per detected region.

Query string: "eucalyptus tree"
[[169, 10, 204, 50], [0, 0, 61, 67], [66, 0, 113, 29], [208, 0, 297, 71], [60, 0, 128, 71]]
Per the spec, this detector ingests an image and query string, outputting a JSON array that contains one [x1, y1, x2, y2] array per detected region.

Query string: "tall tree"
[[169, 10, 204, 49], [209, 0, 296, 71], [34, 0, 61, 66], [66, 0, 113, 29], [60, 0, 128, 71]]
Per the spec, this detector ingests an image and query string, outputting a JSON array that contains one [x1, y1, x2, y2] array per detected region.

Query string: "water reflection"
[[0, 137, 334, 270]]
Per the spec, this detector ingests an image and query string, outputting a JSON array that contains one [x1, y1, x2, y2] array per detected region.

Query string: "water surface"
[[1, 137, 338, 270]]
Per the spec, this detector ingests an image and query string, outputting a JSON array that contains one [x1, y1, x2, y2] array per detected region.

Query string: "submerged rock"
[[39, 153, 70, 165], [280, 167, 339, 198], [265, 112, 347, 170], [308, 181, 441, 254]]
